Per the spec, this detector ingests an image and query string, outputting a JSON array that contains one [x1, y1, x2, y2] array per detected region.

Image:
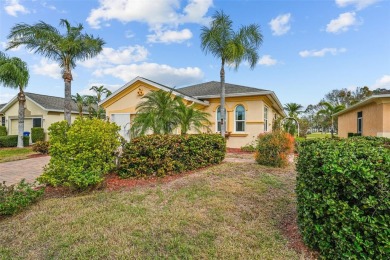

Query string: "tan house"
[[99, 76, 286, 148], [0, 92, 88, 141], [334, 94, 390, 138]]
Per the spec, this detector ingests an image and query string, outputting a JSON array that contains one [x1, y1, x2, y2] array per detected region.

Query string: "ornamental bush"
[[0, 135, 29, 147], [255, 131, 294, 167], [0, 126, 6, 136], [0, 180, 44, 216], [31, 127, 45, 143], [120, 134, 225, 178], [296, 137, 390, 259], [38, 118, 120, 189], [32, 141, 50, 154]]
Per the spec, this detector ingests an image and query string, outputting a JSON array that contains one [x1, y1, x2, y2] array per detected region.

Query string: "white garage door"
[[111, 114, 130, 141], [10, 119, 33, 135]]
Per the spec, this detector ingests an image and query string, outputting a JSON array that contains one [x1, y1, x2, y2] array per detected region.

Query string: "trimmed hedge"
[[31, 127, 45, 143], [0, 126, 6, 136], [0, 135, 29, 147], [120, 134, 226, 178], [296, 137, 390, 259]]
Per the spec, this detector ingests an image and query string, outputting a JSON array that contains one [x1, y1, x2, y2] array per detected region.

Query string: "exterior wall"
[[337, 100, 389, 138]]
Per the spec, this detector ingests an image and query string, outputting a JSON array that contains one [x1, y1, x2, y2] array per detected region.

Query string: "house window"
[[235, 105, 245, 132], [33, 118, 42, 128], [216, 106, 227, 132], [1, 117, 4, 126], [264, 106, 269, 132], [357, 111, 363, 134]]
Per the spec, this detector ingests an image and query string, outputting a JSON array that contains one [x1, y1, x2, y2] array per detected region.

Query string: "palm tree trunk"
[[17, 90, 26, 148], [63, 70, 72, 125], [220, 60, 226, 137]]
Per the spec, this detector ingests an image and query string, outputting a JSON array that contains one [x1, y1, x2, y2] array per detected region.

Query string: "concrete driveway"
[[0, 156, 50, 185]]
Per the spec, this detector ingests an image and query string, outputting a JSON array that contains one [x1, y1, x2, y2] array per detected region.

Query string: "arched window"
[[235, 105, 245, 132], [216, 106, 227, 132]]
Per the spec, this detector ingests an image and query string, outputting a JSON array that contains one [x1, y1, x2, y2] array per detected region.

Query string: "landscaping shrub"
[[0, 180, 44, 216], [38, 118, 120, 189], [347, 132, 361, 137], [255, 131, 294, 167], [296, 137, 390, 259], [241, 142, 256, 152], [31, 127, 45, 143], [0, 135, 29, 147], [0, 126, 6, 136], [120, 134, 225, 178], [32, 141, 49, 154]]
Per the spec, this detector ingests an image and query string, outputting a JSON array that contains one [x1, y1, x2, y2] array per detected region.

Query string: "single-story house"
[[0, 92, 89, 141], [334, 94, 390, 138], [99, 76, 286, 148]]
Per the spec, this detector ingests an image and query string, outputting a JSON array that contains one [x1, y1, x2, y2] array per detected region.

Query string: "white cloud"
[[80, 45, 149, 68], [258, 55, 278, 66], [0, 92, 16, 104], [42, 2, 57, 10], [32, 58, 61, 79], [326, 12, 359, 33], [373, 75, 390, 88], [0, 41, 23, 52], [93, 63, 203, 87], [269, 13, 291, 36], [299, 48, 347, 57], [335, 0, 379, 10], [147, 28, 193, 43], [4, 0, 29, 17], [125, 30, 135, 39]]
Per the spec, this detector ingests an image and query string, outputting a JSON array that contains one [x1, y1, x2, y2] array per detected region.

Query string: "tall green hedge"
[[31, 127, 45, 143], [120, 134, 226, 178], [0, 126, 6, 136], [0, 135, 29, 147], [296, 137, 390, 259]]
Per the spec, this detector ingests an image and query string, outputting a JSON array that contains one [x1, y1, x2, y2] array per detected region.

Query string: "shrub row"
[[31, 127, 44, 143], [120, 134, 226, 178], [296, 137, 390, 259], [0, 126, 6, 136], [38, 118, 120, 190], [0, 135, 29, 147], [0, 180, 44, 216], [255, 131, 294, 167]]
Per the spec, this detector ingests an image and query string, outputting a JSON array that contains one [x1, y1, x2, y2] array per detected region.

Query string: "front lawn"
[[306, 132, 336, 139], [0, 162, 309, 259], [0, 147, 38, 163]]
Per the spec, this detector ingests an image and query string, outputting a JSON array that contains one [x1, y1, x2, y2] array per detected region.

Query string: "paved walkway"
[[0, 156, 50, 185]]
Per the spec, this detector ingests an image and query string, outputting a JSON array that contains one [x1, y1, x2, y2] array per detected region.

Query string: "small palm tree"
[[71, 93, 87, 117], [317, 101, 345, 137], [201, 10, 263, 137], [176, 98, 211, 134], [7, 19, 104, 125], [284, 103, 303, 118], [84, 95, 97, 118], [90, 85, 110, 119], [131, 90, 179, 137], [0, 52, 29, 148]]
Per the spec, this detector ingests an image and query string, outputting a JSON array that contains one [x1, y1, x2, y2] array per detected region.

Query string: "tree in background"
[[71, 93, 87, 117], [201, 10, 262, 137], [7, 19, 104, 125], [0, 52, 29, 148], [317, 101, 345, 137], [90, 85, 111, 119], [283, 103, 304, 136], [176, 99, 211, 134]]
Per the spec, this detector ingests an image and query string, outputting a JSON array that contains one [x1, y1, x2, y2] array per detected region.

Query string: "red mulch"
[[28, 153, 49, 159], [226, 148, 254, 154]]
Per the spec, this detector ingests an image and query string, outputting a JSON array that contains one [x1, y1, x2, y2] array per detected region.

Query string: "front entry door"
[[111, 114, 130, 141]]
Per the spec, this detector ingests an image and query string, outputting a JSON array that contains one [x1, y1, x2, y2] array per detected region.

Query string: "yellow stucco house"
[[100, 76, 286, 148], [0, 92, 88, 141], [334, 94, 390, 138]]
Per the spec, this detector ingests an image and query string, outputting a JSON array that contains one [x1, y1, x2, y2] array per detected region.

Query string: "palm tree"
[[201, 10, 263, 137], [131, 90, 179, 137], [90, 85, 110, 119], [84, 95, 97, 118], [176, 98, 211, 134], [7, 19, 104, 125], [284, 103, 304, 118], [317, 101, 345, 137], [0, 52, 29, 148], [71, 93, 86, 117]]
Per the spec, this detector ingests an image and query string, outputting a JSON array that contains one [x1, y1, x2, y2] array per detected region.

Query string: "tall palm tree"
[[317, 101, 345, 137], [71, 93, 87, 117], [201, 10, 263, 137], [7, 19, 104, 125], [131, 90, 179, 137], [176, 98, 211, 135], [0, 52, 29, 148], [284, 103, 304, 118]]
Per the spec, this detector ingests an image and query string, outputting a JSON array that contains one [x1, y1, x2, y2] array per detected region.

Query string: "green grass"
[[306, 132, 336, 139], [0, 147, 37, 163], [0, 162, 304, 259]]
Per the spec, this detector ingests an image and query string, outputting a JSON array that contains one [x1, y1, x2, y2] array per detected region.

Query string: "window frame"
[[357, 111, 363, 134], [234, 105, 246, 132], [264, 106, 269, 132], [32, 117, 42, 128]]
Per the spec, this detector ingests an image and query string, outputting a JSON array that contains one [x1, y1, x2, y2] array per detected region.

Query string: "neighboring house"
[[0, 103, 5, 127], [0, 92, 89, 141], [99, 76, 286, 148], [334, 94, 390, 138]]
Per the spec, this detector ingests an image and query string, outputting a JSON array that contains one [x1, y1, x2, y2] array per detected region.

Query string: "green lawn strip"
[[306, 133, 336, 139], [0, 147, 38, 163], [0, 163, 301, 259]]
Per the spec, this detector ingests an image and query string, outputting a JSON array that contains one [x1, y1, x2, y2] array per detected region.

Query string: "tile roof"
[[178, 81, 269, 97], [24, 92, 90, 113]]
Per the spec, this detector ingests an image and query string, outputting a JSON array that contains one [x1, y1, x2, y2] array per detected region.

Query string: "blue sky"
[[0, 0, 389, 107]]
